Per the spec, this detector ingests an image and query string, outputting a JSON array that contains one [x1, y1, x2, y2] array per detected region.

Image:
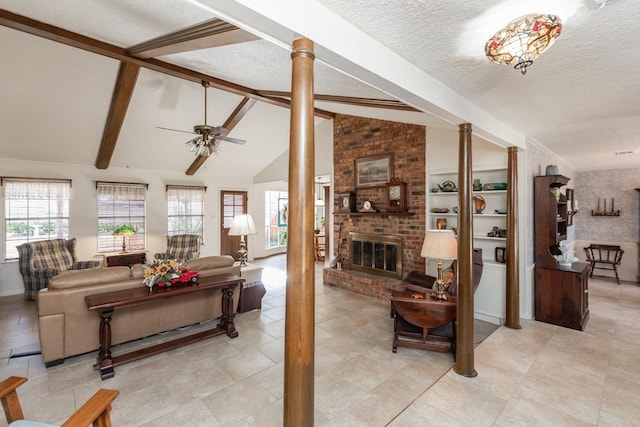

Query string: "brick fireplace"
[[323, 114, 426, 300]]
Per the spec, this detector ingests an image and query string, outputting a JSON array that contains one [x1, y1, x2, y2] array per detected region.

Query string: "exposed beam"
[[257, 90, 418, 112], [0, 9, 334, 119], [185, 97, 257, 176], [128, 18, 259, 59], [96, 62, 140, 169]]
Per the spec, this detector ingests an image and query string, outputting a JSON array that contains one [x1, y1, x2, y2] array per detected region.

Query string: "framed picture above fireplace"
[[355, 153, 393, 188]]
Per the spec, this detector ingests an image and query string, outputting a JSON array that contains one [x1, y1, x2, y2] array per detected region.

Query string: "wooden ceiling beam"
[[186, 97, 257, 176], [95, 62, 139, 169], [127, 18, 260, 59], [256, 90, 418, 111], [0, 9, 334, 119]]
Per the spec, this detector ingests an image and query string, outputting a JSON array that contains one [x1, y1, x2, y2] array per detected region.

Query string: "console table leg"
[[219, 287, 238, 338], [95, 308, 115, 380]]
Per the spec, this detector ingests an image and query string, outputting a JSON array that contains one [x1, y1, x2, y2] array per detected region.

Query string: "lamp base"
[[431, 280, 448, 301], [237, 244, 248, 267]]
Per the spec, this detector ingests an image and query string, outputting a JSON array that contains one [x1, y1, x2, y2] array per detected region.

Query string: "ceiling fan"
[[157, 81, 246, 156]]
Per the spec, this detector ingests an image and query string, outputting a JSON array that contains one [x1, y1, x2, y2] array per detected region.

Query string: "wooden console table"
[[85, 273, 244, 380]]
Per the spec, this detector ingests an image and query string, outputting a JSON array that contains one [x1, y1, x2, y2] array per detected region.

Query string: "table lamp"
[[421, 229, 458, 301], [228, 214, 257, 267], [113, 225, 136, 253]]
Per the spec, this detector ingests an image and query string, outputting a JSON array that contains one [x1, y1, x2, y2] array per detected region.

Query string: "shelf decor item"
[[386, 177, 408, 212], [473, 195, 486, 213]]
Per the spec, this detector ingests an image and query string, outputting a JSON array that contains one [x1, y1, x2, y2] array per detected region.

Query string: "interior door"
[[220, 190, 248, 260]]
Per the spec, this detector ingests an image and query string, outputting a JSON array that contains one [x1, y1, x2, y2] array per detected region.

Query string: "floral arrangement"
[[143, 259, 182, 288]]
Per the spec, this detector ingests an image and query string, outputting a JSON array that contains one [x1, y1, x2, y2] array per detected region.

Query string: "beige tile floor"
[[1, 255, 639, 426]]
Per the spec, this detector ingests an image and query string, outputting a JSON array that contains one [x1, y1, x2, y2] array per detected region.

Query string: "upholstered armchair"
[[1, 376, 118, 426], [17, 238, 100, 300], [154, 234, 201, 262], [390, 251, 484, 358]]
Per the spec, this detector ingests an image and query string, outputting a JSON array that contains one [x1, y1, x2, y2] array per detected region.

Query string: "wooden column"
[[454, 123, 477, 377], [505, 147, 522, 329], [283, 38, 315, 427]]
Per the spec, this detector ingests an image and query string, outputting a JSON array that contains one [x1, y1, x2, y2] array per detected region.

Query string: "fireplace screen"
[[348, 232, 403, 279]]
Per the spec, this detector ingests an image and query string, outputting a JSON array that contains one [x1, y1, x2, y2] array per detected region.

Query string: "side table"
[[237, 263, 266, 313], [106, 252, 146, 267]]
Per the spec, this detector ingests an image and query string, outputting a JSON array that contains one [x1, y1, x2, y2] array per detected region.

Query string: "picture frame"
[[278, 198, 288, 227], [355, 153, 393, 188], [495, 246, 506, 264]]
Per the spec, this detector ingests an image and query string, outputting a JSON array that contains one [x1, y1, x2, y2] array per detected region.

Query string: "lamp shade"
[[228, 214, 257, 236], [113, 225, 136, 236], [421, 230, 458, 260]]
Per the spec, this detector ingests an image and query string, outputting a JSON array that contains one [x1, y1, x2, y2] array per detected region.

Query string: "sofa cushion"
[[185, 255, 235, 271], [131, 264, 146, 280], [31, 240, 73, 271], [48, 267, 132, 290]]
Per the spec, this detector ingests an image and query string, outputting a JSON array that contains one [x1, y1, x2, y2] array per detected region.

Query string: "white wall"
[[248, 118, 334, 259], [0, 157, 251, 297]]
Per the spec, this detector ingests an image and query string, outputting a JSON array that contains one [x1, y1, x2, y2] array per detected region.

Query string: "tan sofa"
[[37, 255, 240, 367]]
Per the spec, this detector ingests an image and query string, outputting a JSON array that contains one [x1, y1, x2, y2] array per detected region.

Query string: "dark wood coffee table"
[[85, 273, 244, 380]]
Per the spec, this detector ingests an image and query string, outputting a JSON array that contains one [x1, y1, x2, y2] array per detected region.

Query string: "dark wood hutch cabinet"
[[534, 175, 589, 330]]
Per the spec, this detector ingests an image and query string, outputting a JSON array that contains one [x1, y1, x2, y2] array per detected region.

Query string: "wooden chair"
[[584, 244, 624, 284], [1, 376, 118, 427], [314, 234, 325, 262]]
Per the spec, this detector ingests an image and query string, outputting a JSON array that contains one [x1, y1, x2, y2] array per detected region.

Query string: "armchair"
[[17, 238, 100, 300], [390, 251, 483, 358], [154, 234, 201, 262], [1, 376, 118, 426]]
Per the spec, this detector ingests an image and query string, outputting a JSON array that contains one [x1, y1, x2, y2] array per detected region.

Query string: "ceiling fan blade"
[[157, 126, 196, 135], [215, 135, 247, 145]]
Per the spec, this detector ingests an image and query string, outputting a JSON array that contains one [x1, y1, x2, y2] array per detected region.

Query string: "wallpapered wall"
[[574, 167, 640, 244]]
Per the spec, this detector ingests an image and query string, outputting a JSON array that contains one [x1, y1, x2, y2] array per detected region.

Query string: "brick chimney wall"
[[333, 114, 426, 275]]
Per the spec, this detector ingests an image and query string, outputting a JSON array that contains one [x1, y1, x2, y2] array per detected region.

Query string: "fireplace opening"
[[348, 232, 403, 279]]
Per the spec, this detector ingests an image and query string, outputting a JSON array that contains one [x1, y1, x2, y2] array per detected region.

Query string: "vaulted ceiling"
[[1, 0, 638, 178]]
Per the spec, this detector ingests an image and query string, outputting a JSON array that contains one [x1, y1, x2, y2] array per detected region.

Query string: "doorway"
[[220, 190, 247, 260]]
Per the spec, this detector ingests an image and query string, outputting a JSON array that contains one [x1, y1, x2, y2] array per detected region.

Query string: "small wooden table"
[[106, 252, 146, 267], [85, 273, 244, 380]]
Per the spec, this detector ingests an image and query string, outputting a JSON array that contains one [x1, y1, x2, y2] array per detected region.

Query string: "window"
[[166, 185, 205, 240], [265, 191, 288, 249], [97, 182, 146, 253], [3, 178, 71, 260]]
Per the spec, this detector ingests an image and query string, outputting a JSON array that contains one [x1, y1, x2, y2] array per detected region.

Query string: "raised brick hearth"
[[323, 267, 405, 301]]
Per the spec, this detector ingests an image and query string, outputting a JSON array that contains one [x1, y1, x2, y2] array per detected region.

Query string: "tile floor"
[[1, 255, 639, 426]]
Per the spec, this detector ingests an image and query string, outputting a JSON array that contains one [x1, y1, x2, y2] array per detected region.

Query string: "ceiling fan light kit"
[[485, 13, 562, 75], [160, 80, 246, 157]]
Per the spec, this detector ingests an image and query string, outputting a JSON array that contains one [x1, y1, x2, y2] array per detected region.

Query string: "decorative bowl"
[[430, 207, 450, 213]]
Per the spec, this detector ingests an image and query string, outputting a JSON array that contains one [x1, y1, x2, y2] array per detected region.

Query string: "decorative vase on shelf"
[[473, 195, 486, 213]]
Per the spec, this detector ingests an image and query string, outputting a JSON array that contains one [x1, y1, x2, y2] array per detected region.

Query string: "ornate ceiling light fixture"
[[485, 14, 562, 75]]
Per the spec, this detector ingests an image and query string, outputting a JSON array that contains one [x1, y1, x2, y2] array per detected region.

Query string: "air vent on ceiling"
[[614, 150, 634, 156]]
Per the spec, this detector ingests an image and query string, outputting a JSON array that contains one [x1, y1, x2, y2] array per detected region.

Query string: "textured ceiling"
[[0, 0, 638, 175]]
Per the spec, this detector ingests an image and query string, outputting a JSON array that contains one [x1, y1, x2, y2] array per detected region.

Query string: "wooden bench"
[[584, 244, 624, 284]]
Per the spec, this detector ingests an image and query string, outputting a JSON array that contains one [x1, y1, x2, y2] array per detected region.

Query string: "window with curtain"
[[3, 178, 71, 260], [265, 190, 288, 249], [97, 182, 146, 253], [166, 185, 205, 240]]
